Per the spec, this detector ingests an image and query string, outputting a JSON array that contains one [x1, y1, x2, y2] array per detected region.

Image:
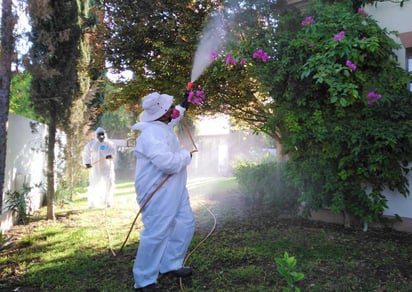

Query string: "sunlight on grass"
[[2, 177, 412, 291]]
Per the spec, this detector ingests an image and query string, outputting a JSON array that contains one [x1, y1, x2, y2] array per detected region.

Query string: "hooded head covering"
[[95, 127, 106, 134], [141, 92, 174, 122]]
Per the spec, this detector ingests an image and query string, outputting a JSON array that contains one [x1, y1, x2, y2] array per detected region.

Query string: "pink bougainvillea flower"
[[366, 91, 382, 105], [210, 50, 218, 61], [225, 51, 237, 65], [186, 86, 206, 105], [196, 89, 205, 99], [193, 97, 203, 104], [346, 60, 357, 71], [239, 58, 247, 65], [334, 31, 345, 41], [357, 7, 368, 16], [301, 16, 314, 26], [187, 91, 195, 103], [252, 49, 270, 62], [171, 108, 180, 119]]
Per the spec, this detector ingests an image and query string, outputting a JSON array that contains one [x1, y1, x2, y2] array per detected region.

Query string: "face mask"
[[97, 133, 105, 142], [171, 108, 180, 119]]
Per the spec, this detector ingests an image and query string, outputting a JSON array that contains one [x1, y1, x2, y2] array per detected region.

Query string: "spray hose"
[[118, 174, 171, 253], [179, 201, 217, 291]]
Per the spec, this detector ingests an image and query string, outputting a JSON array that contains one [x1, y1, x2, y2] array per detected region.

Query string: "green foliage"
[[4, 183, 42, 224], [258, 0, 412, 224], [202, 0, 412, 225], [275, 252, 305, 292], [99, 105, 138, 138], [9, 72, 42, 121], [200, 0, 284, 137], [234, 158, 300, 213], [103, 0, 220, 111]]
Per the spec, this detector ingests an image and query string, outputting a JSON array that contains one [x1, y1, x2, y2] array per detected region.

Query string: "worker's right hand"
[[85, 164, 92, 168]]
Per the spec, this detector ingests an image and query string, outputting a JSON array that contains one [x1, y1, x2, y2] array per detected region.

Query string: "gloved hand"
[[180, 90, 190, 109], [106, 155, 112, 159], [85, 164, 92, 168]]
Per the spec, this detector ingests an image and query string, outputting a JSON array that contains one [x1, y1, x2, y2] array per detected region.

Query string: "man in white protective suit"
[[82, 127, 116, 208], [131, 92, 194, 292]]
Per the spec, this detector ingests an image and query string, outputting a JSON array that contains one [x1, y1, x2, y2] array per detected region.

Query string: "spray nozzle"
[[186, 82, 194, 91]]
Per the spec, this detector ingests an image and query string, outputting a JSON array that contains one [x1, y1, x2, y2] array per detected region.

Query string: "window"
[[407, 48, 412, 91]]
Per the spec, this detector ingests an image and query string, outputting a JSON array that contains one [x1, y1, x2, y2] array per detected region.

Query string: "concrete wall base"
[[308, 208, 412, 233], [0, 210, 17, 234]]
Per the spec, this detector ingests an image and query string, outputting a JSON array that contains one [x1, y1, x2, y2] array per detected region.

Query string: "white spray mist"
[[191, 11, 227, 83]]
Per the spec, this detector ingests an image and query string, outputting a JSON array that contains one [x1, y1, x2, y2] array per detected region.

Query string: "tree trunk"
[[0, 0, 15, 211], [47, 108, 57, 220]]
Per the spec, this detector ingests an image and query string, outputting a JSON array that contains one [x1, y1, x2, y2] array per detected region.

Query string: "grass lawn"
[[1, 176, 412, 291]]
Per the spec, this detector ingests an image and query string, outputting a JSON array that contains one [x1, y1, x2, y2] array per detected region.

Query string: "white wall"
[[1, 114, 65, 232], [366, 1, 412, 68], [366, 2, 412, 219]]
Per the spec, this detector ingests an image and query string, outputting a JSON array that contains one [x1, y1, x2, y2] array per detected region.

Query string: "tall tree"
[[103, 0, 220, 110], [0, 0, 16, 212], [28, 0, 84, 219]]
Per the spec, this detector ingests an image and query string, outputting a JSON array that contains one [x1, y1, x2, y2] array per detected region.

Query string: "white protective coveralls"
[[131, 103, 194, 289], [82, 127, 116, 208]]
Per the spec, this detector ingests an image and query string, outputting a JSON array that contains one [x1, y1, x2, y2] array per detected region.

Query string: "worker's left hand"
[[106, 155, 112, 159], [180, 91, 190, 109]]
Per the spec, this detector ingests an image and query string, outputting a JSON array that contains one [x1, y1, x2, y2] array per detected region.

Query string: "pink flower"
[[210, 50, 218, 61], [186, 86, 206, 105], [357, 8, 368, 16], [239, 58, 247, 65], [346, 60, 356, 71], [252, 49, 270, 62], [187, 91, 195, 102], [196, 89, 205, 99], [366, 91, 382, 105], [225, 51, 237, 65], [301, 16, 314, 26], [309, 43, 315, 48], [334, 31, 345, 41], [193, 97, 203, 104]]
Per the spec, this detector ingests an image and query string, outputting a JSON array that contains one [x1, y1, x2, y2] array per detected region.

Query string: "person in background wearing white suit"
[[131, 92, 194, 292], [82, 127, 116, 208]]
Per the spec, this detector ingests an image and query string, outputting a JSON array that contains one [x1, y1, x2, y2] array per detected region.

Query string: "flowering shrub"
[[278, 1, 412, 224], [204, 0, 412, 226]]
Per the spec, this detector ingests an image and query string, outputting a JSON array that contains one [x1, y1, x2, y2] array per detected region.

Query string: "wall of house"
[[365, 2, 412, 225], [366, 1, 412, 68], [1, 113, 65, 233]]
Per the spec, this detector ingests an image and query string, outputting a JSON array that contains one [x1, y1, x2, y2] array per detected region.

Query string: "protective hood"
[[95, 127, 106, 134]]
